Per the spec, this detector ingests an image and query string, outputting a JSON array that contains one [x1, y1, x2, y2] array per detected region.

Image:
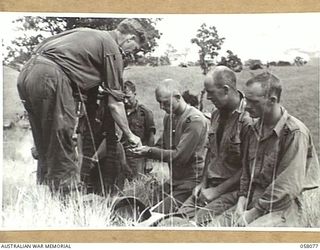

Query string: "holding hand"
[[198, 187, 221, 205], [129, 146, 150, 156], [193, 182, 204, 197], [235, 207, 262, 227], [127, 134, 142, 148]]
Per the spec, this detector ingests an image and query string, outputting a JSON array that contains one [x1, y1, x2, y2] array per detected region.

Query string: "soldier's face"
[[124, 90, 136, 108], [156, 93, 179, 114], [204, 79, 228, 110], [244, 82, 270, 118], [121, 35, 141, 53]]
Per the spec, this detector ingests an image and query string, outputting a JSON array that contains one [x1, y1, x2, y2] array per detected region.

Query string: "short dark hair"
[[246, 72, 282, 102], [182, 90, 199, 107], [117, 19, 147, 47], [124, 80, 136, 93], [212, 66, 237, 90]]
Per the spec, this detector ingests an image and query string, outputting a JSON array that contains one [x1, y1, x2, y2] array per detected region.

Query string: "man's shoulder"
[[285, 114, 310, 136], [137, 103, 153, 113], [184, 106, 206, 124], [238, 111, 254, 126]]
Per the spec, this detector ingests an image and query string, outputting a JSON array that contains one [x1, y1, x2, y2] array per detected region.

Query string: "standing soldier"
[[17, 19, 147, 195]]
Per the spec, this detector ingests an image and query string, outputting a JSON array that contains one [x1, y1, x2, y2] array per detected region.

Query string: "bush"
[[245, 59, 263, 70], [277, 61, 291, 66], [217, 50, 243, 72]]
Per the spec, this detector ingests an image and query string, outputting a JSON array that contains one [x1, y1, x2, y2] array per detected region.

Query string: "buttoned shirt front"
[[206, 91, 252, 181]]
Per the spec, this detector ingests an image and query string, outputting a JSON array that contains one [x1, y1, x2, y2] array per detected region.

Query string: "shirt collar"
[[253, 106, 288, 139], [232, 90, 246, 114], [273, 106, 288, 137]]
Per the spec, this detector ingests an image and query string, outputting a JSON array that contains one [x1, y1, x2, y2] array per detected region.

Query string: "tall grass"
[[2, 64, 320, 228]]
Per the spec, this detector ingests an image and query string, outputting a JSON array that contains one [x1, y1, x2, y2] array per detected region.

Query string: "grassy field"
[[2, 63, 320, 228]]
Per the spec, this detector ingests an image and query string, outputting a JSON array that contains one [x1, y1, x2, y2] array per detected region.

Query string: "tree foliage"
[[191, 23, 225, 75], [294, 56, 307, 66], [245, 59, 263, 70], [217, 50, 243, 72], [5, 16, 162, 67]]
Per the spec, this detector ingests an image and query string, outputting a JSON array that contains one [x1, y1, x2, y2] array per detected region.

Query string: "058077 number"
[[300, 244, 319, 248]]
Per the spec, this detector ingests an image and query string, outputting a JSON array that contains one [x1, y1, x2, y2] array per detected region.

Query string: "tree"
[[5, 16, 162, 67], [294, 56, 306, 66], [191, 23, 225, 75], [164, 43, 177, 58], [217, 50, 243, 72], [245, 59, 263, 70]]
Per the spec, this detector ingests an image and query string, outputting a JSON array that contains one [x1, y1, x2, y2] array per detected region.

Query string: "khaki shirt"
[[35, 28, 124, 101], [148, 105, 208, 183], [206, 92, 252, 181], [239, 107, 320, 212], [123, 101, 156, 146]]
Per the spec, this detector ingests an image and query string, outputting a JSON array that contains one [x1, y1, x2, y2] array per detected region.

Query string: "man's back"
[[36, 28, 123, 91]]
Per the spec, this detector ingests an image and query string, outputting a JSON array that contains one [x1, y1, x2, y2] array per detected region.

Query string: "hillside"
[[3, 64, 319, 154]]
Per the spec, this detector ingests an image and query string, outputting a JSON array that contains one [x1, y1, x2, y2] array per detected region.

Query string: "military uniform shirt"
[[206, 91, 252, 180], [148, 105, 208, 182], [239, 107, 320, 212], [123, 101, 156, 146], [35, 28, 124, 101]]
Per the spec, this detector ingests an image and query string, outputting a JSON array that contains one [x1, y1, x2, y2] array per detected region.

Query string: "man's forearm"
[[108, 96, 132, 138], [216, 169, 242, 195], [147, 132, 155, 146], [201, 149, 211, 186]]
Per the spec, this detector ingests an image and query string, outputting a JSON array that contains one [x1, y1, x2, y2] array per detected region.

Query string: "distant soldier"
[[122, 80, 156, 179]]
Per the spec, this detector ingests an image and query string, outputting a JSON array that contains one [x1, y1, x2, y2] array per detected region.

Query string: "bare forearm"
[[108, 97, 132, 138], [147, 132, 155, 146], [216, 169, 242, 195]]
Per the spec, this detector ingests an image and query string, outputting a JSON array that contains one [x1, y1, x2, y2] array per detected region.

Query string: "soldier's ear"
[[268, 94, 278, 104], [223, 85, 230, 94]]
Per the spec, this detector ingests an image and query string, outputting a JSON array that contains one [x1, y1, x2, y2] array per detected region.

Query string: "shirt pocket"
[[226, 135, 241, 165], [259, 152, 277, 188]]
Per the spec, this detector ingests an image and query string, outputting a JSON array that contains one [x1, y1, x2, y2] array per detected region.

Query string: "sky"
[[1, 12, 320, 63]]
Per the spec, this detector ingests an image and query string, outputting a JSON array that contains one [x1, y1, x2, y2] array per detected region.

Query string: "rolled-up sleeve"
[[255, 131, 309, 212], [103, 53, 124, 102], [148, 117, 206, 165]]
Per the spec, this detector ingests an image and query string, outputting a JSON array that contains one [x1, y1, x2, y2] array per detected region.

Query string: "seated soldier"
[[131, 79, 208, 214], [178, 66, 252, 225], [220, 72, 320, 227], [122, 80, 156, 179]]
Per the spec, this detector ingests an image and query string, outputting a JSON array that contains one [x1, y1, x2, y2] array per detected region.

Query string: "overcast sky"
[[1, 12, 320, 63]]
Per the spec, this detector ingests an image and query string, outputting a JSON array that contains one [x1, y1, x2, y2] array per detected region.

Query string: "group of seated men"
[[77, 65, 319, 227]]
